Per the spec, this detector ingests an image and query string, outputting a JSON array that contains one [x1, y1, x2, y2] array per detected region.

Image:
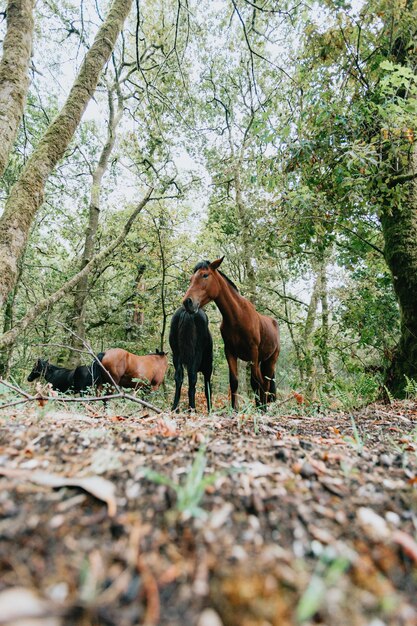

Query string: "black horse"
[[27, 357, 104, 394], [169, 306, 213, 411]]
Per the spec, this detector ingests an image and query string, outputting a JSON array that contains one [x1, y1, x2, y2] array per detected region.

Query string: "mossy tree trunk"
[[0, 0, 34, 178], [0, 0, 133, 311], [381, 143, 417, 394], [68, 81, 124, 365]]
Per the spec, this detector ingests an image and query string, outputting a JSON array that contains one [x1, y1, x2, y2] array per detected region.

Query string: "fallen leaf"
[[149, 416, 178, 437], [0, 468, 117, 517]]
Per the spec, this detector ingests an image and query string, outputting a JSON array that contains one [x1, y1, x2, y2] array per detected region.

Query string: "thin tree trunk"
[[126, 263, 146, 340], [303, 270, 322, 385], [68, 82, 124, 364], [0, 188, 153, 351], [233, 164, 256, 302], [319, 258, 332, 377], [0, 0, 133, 310], [280, 276, 304, 380], [0, 0, 34, 177], [154, 216, 167, 351]]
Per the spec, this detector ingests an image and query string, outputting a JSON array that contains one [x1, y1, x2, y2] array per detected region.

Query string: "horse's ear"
[[210, 256, 224, 271]]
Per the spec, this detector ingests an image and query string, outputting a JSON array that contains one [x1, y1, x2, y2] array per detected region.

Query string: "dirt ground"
[[0, 392, 417, 626]]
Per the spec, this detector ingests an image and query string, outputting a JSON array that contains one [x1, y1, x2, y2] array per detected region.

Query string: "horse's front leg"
[[225, 350, 238, 410]]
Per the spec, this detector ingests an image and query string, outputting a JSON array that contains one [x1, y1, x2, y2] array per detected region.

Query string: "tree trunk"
[[0, 273, 21, 375], [233, 164, 256, 302], [126, 263, 146, 340], [0, 0, 34, 177], [381, 143, 417, 395], [68, 83, 124, 365], [0, 188, 153, 351], [303, 270, 321, 384], [0, 0, 133, 311], [319, 257, 332, 377]]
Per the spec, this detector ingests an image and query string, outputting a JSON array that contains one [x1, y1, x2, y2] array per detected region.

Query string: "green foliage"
[[143, 445, 218, 519], [404, 376, 417, 399], [297, 550, 350, 623]]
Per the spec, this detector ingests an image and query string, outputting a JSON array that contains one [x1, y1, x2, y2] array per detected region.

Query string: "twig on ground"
[[0, 378, 163, 414], [0, 378, 33, 399]]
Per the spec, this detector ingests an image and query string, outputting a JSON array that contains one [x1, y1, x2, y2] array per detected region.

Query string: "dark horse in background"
[[169, 306, 213, 412], [27, 357, 103, 394], [183, 257, 280, 410]]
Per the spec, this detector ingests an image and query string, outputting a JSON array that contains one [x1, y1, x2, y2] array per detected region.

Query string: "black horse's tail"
[[92, 352, 106, 385], [177, 309, 198, 367]]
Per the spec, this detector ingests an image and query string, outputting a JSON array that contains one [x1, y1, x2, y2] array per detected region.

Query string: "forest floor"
[[0, 391, 417, 626]]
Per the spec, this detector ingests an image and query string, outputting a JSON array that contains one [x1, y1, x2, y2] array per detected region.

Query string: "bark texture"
[[0, 188, 153, 351], [0, 0, 34, 177], [299, 269, 321, 394], [382, 143, 417, 395], [0, 0, 133, 310]]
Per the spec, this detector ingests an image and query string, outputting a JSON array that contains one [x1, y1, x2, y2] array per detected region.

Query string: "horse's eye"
[[202, 274, 209, 279]]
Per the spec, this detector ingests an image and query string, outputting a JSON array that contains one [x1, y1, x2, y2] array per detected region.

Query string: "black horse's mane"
[[193, 260, 239, 292]]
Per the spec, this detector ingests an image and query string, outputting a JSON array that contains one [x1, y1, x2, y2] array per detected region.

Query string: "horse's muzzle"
[[183, 297, 198, 314]]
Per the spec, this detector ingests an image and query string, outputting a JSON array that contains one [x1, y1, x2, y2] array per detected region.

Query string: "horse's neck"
[[214, 277, 247, 326]]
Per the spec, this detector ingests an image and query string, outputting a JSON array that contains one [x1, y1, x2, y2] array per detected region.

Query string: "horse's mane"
[[193, 260, 239, 292]]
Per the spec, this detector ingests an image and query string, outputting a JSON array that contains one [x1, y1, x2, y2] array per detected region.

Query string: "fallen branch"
[[0, 378, 163, 414]]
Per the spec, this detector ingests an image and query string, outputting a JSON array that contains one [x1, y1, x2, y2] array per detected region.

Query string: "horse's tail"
[[92, 352, 106, 385], [177, 309, 198, 367]]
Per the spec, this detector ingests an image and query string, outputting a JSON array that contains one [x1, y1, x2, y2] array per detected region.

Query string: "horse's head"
[[183, 257, 224, 313], [27, 358, 48, 382]]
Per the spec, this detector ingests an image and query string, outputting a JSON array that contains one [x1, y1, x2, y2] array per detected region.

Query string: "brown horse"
[[183, 257, 280, 409], [98, 348, 168, 390]]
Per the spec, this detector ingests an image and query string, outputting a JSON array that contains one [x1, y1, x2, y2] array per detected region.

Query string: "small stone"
[[357, 507, 391, 541], [385, 511, 401, 527], [197, 608, 224, 626], [275, 448, 289, 461], [300, 462, 317, 479], [379, 453, 394, 467]]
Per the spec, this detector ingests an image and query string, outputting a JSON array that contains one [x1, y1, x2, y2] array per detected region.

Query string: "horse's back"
[[46, 365, 73, 392], [101, 347, 167, 388]]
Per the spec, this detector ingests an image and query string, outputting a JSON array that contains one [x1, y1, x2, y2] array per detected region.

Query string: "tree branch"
[[0, 188, 154, 350]]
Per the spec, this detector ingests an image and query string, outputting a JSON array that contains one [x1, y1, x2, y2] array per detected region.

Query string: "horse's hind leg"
[[172, 360, 184, 411], [203, 372, 212, 413], [250, 353, 266, 410], [250, 371, 262, 408], [188, 369, 198, 410], [225, 350, 239, 410], [261, 350, 278, 403]]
